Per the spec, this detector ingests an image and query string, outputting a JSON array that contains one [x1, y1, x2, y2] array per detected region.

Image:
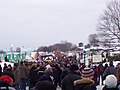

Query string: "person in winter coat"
[[2, 68, 15, 83], [98, 62, 104, 85], [102, 75, 119, 90], [103, 61, 117, 80], [74, 67, 96, 90], [61, 64, 81, 90], [29, 64, 37, 89], [0, 65, 2, 77], [93, 65, 98, 85], [53, 64, 62, 88], [61, 64, 70, 80], [13, 64, 20, 90], [19, 62, 28, 90], [38, 67, 53, 83], [31, 80, 56, 90], [3, 63, 7, 72]]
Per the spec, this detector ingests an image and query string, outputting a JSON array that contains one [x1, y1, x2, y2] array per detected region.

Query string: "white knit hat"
[[105, 75, 117, 88]]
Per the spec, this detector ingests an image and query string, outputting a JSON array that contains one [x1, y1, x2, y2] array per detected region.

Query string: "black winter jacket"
[[61, 71, 81, 90]]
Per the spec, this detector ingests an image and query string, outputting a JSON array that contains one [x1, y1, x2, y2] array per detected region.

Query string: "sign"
[[93, 55, 102, 63], [79, 43, 83, 47]]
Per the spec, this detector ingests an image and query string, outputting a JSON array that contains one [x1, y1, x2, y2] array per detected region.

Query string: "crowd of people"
[[0, 59, 120, 90]]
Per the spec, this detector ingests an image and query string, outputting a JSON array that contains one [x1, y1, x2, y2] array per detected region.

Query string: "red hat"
[[0, 75, 13, 85]]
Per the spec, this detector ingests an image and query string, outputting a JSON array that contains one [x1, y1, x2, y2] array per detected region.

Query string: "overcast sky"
[[0, 0, 111, 51]]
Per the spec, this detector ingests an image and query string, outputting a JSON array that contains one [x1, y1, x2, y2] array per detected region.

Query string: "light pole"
[[83, 51, 86, 65], [11, 44, 14, 63]]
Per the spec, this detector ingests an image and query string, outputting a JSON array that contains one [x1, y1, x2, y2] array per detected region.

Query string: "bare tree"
[[37, 41, 79, 52], [84, 44, 91, 49], [88, 33, 99, 46], [97, 0, 120, 42], [0, 50, 4, 54]]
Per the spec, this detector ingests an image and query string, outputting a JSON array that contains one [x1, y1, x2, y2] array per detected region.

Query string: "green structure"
[[16, 54, 19, 63], [8, 54, 11, 62], [2, 52, 25, 63], [21, 53, 24, 62], [3, 52, 6, 59], [12, 54, 14, 63]]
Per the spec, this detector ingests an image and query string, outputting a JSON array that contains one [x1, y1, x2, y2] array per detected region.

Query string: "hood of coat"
[[74, 78, 94, 86]]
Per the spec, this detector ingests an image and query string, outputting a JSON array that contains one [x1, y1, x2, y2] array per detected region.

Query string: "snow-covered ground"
[[103, 61, 120, 66], [0, 61, 14, 69], [96, 85, 104, 90], [92, 61, 120, 67]]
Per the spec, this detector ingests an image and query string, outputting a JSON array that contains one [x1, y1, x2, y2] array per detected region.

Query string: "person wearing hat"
[[52, 64, 62, 88], [61, 64, 81, 90], [74, 67, 96, 90], [0, 75, 15, 90], [102, 75, 119, 90], [38, 67, 53, 83]]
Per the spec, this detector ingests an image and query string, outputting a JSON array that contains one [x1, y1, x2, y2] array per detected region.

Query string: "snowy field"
[[0, 61, 14, 69], [92, 61, 120, 67], [103, 61, 120, 66]]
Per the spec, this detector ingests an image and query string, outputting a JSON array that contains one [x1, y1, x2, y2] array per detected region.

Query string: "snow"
[[103, 61, 120, 67], [0, 61, 14, 69]]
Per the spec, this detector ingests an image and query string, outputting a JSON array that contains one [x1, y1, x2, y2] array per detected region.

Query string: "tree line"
[[37, 41, 80, 52]]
